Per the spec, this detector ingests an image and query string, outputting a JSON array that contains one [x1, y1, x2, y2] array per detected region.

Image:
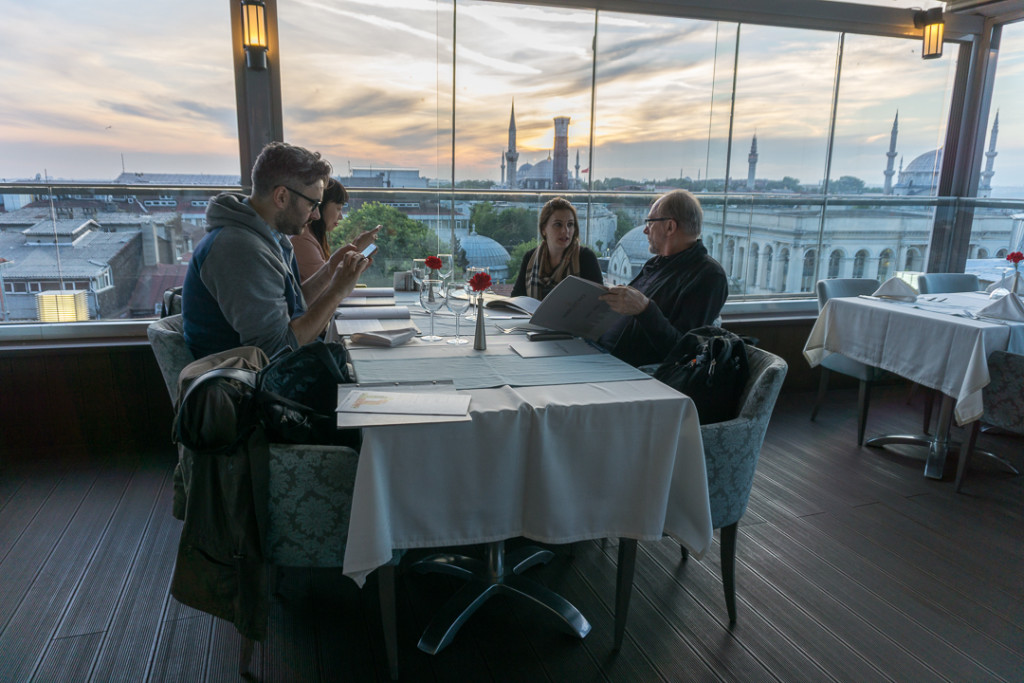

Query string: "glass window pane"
[[0, 1, 236, 180]]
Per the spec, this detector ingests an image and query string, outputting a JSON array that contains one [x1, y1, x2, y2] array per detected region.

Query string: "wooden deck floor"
[[1, 386, 1022, 682]]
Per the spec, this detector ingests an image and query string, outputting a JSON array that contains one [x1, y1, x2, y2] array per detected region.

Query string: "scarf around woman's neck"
[[525, 238, 581, 299]]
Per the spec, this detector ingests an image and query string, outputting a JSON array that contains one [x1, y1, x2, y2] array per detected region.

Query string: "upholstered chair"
[[956, 351, 1024, 493], [614, 346, 788, 646], [147, 316, 399, 679], [810, 279, 887, 445], [917, 273, 981, 295]]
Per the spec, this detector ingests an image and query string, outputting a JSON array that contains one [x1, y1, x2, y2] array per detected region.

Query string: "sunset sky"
[[1, 0, 1021, 192]]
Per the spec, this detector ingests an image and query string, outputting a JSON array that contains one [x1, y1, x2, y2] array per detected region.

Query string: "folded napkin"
[[349, 327, 418, 347], [872, 276, 918, 302], [976, 292, 1024, 322], [985, 271, 1023, 294]]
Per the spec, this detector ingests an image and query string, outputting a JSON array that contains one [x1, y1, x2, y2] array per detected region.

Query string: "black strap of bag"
[[174, 367, 259, 453]]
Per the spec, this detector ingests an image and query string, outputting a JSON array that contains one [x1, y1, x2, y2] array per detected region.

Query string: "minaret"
[[979, 110, 999, 197], [504, 101, 519, 190], [500, 152, 506, 186], [746, 133, 758, 190], [574, 149, 581, 187], [884, 111, 898, 195], [553, 116, 570, 190]]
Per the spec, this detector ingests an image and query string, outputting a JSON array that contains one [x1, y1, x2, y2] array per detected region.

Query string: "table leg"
[[413, 540, 590, 655], [864, 394, 954, 480]]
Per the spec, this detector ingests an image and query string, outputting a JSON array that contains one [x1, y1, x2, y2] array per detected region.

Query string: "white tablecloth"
[[342, 343, 712, 586], [803, 292, 1022, 425]]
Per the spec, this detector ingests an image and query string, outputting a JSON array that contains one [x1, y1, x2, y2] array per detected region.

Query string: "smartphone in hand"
[[360, 243, 378, 258]]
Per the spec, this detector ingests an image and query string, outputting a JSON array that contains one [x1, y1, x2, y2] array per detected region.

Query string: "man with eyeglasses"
[[183, 141, 372, 359], [598, 189, 727, 367]]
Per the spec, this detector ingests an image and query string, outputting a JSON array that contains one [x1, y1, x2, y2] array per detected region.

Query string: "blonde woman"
[[511, 197, 602, 299]]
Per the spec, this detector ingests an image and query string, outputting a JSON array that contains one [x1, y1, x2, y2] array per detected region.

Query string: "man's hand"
[[328, 250, 372, 299], [600, 285, 650, 316]]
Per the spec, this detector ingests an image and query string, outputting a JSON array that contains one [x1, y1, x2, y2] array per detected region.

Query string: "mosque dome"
[[522, 158, 552, 181], [618, 225, 650, 261], [458, 231, 510, 270], [905, 148, 942, 173]]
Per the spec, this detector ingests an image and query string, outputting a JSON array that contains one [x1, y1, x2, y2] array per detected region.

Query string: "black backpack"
[[652, 326, 752, 425], [174, 341, 358, 450]]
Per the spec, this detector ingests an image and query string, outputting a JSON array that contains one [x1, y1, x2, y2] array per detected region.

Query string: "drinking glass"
[[465, 266, 490, 321], [436, 253, 454, 283], [445, 282, 472, 345], [411, 258, 427, 291], [419, 279, 444, 342]]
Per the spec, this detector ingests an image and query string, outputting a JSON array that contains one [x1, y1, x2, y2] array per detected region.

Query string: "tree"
[[329, 201, 436, 281], [614, 210, 635, 245], [595, 239, 603, 254], [830, 175, 865, 195], [456, 179, 494, 189], [506, 239, 538, 283], [473, 204, 536, 250]]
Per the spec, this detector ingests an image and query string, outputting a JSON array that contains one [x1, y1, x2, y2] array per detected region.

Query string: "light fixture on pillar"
[[241, 0, 268, 70], [914, 7, 944, 60]]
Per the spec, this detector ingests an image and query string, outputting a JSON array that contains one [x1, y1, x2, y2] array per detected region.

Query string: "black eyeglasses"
[[644, 217, 672, 225], [283, 186, 322, 212]]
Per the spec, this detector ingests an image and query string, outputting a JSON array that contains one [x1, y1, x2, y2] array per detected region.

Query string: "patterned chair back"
[[700, 346, 788, 529], [982, 351, 1024, 435]]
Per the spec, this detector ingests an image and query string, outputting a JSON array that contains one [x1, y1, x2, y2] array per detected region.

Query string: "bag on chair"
[[652, 326, 752, 425]]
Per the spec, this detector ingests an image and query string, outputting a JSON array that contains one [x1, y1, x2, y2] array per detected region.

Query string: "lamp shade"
[[241, 1, 268, 70], [918, 8, 944, 60]]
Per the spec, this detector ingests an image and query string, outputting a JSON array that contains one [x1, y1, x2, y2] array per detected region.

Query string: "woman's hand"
[[599, 286, 650, 316], [350, 225, 381, 252]]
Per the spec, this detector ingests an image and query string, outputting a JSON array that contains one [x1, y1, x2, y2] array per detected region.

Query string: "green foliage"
[[506, 239, 538, 282], [472, 202, 537, 250], [456, 179, 494, 189], [829, 175, 866, 194], [329, 201, 436, 279], [614, 210, 636, 245]]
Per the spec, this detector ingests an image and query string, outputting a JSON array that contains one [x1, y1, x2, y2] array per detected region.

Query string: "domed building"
[[893, 149, 942, 196], [607, 225, 651, 285], [457, 230, 511, 280]]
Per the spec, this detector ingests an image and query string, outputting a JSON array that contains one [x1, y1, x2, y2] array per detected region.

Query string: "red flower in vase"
[[1007, 251, 1024, 267], [425, 255, 443, 271], [469, 271, 492, 292]]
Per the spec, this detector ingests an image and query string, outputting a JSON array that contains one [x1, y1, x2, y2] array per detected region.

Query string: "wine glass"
[[464, 266, 490, 321], [436, 253, 454, 284], [445, 282, 472, 345], [411, 258, 427, 291], [419, 279, 444, 342]]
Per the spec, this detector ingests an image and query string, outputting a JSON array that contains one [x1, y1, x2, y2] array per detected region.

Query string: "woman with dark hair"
[[290, 178, 378, 281], [511, 197, 602, 299]]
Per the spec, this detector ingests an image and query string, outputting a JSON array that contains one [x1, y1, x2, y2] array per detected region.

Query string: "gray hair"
[[251, 142, 333, 197], [658, 189, 703, 238]]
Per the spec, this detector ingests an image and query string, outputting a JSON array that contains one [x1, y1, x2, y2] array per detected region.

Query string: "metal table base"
[[866, 393, 1017, 479], [412, 540, 592, 654]]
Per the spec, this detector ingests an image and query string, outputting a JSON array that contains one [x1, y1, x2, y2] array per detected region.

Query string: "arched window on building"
[[724, 239, 735, 277], [762, 245, 773, 290], [747, 242, 759, 289], [997, 248, 1008, 258], [904, 247, 923, 271], [736, 246, 745, 280], [976, 247, 988, 259], [801, 249, 817, 292], [878, 249, 894, 281], [779, 248, 790, 292], [827, 249, 842, 279], [853, 249, 868, 279]]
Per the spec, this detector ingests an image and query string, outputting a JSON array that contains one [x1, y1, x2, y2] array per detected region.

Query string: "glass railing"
[[2, 182, 1022, 340]]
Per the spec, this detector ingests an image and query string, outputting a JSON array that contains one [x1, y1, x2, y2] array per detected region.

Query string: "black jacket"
[[599, 240, 727, 367]]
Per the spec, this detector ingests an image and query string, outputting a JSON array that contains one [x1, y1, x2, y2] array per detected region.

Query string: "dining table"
[[803, 290, 1024, 479], [335, 293, 713, 654]]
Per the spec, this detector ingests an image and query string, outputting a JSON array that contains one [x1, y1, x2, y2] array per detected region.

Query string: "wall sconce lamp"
[[914, 7, 944, 60], [241, 0, 268, 70]]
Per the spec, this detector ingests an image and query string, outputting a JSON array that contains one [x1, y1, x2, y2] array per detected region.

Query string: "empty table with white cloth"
[[803, 291, 1024, 479]]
